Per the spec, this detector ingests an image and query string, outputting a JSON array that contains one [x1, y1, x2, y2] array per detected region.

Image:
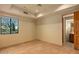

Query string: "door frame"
[[62, 13, 74, 47]]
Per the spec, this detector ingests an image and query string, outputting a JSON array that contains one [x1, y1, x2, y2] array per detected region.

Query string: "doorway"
[[63, 13, 74, 48]]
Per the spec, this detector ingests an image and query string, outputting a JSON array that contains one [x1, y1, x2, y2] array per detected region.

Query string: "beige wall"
[[37, 14, 62, 45], [0, 12, 35, 48], [0, 12, 63, 48]]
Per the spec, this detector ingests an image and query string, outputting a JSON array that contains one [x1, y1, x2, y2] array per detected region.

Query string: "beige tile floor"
[[0, 39, 79, 54]]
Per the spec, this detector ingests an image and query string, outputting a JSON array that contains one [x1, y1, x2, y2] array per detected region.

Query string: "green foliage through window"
[[0, 16, 19, 34]]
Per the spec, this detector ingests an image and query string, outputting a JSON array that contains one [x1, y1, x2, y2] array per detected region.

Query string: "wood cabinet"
[[69, 33, 74, 43], [74, 11, 79, 49]]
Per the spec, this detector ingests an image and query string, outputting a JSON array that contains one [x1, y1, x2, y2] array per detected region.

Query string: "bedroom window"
[[0, 16, 19, 34]]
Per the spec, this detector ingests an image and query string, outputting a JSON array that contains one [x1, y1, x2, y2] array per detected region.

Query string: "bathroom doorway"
[[63, 13, 74, 48]]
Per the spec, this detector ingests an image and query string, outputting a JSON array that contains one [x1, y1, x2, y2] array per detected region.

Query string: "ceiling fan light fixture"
[[37, 13, 43, 17]]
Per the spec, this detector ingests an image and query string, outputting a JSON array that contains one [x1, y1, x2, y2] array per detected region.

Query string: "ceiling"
[[13, 4, 62, 16], [0, 4, 78, 18]]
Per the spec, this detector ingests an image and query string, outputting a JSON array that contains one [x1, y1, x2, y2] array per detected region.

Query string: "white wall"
[[0, 12, 35, 48], [37, 14, 62, 45]]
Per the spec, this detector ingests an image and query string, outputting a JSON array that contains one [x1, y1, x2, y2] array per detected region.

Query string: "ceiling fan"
[[11, 5, 34, 15], [10, 4, 42, 18]]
